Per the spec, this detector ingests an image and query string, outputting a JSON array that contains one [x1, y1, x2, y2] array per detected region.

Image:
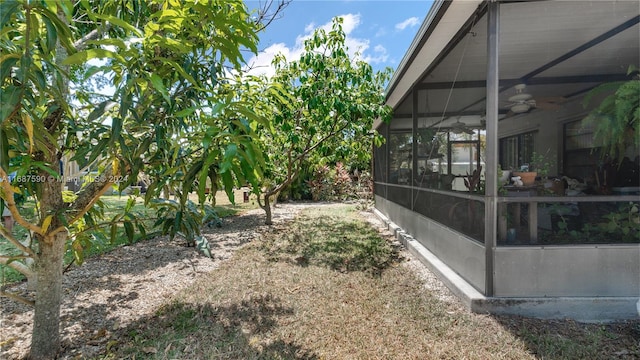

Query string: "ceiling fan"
[[450, 118, 474, 134], [505, 84, 566, 116]]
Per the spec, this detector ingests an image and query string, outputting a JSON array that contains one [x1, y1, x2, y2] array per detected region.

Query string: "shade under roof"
[[384, 0, 640, 127]]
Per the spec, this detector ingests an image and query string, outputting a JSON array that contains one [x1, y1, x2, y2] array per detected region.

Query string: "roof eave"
[[376, 0, 484, 130], [384, 0, 449, 102]]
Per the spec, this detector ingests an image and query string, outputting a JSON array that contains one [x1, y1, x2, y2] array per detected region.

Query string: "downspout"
[[484, 0, 500, 297]]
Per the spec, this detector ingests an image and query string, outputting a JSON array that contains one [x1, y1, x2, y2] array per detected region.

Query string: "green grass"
[[258, 204, 401, 274]]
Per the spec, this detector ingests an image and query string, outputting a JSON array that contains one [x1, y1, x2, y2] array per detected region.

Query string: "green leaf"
[[0, 128, 9, 171], [41, 15, 58, 53], [110, 223, 118, 244], [153, 57, 199, 86], [88, 100, 116, 122], [123, 221, 134, 243], [86, 138, 109, 165], [149, 74, 170, 104], [30, 162, 60, 179], [21, 113, 33, 153], [198, 164, 210, 203], [110, 117, 122, 146], [0, 85, 21, 123], [30, 68, 47, 92], [62, 49, 125, 66], [0, 0, 20, 29], [225, 144, 237, 158], [89, 12, 142, 36], [137, 222, 147, 240], [0, 55, 19, 84], [175, 108, 195, 118], [86, 38, 127, 50], [195, 235, 212, 258], [33, 7, 75, 53], [221, 171, 235, 204]]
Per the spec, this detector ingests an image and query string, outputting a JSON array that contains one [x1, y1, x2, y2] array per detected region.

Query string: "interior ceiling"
[[393, 0, 640, 128]]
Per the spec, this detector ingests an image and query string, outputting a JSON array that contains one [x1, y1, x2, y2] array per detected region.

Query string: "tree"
[[0, 1, 271, 358], [254, 17, 392, 224]]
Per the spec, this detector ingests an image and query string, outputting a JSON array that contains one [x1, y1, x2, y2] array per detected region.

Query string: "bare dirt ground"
[[0, 204, 309, 359], [1, 202, 638, 359], [0, 201, 459, 359]]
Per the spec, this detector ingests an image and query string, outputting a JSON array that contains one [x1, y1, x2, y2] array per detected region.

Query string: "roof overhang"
[[375, 0, 483, 128], [377, 0, 640, 130]]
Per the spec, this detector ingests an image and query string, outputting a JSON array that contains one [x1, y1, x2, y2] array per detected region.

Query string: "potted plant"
[[512, 150, 554, 186], [582, 65, 639, 163]]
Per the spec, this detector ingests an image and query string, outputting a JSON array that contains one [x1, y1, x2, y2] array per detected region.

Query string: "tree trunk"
[[260, 193, 273, 225], [30, 231, 66, 360], [30, 127, 67, 358], [21, 237, 37, 291], [258, 192, 273, 225]]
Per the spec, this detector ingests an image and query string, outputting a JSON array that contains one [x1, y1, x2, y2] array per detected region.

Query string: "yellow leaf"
[[41, 215, 53, 233], [112, 158, 119, 175], [21, 113, 34, 153]]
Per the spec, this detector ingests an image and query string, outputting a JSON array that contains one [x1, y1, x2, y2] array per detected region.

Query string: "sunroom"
[[373, 0, 640, 320]]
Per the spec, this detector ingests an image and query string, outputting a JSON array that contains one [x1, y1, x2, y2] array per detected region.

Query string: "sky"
[[244, 0, 434, 77]]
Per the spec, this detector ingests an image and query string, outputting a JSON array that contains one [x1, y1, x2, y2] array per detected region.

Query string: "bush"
[[304, 163, 371, 202]]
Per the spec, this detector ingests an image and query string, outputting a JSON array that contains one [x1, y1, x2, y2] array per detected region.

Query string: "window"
[[563, 120, 601, 180], [373, 124, 388, 183], [499, 131, 536, 171], [388, 131, 413, 185]]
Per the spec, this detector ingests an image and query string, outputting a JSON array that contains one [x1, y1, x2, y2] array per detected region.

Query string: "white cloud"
[[245, 42, 305, 78], [339, 13, 360, 34], [395, 16, 419, 31], [374, 27, 387, 37], [304, 22, 315, 33], [364, 44, 388, 64], [245, 13, 384, 77]]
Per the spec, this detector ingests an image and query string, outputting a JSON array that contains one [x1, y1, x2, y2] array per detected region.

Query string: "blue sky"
[[244, 0, 434, 76]]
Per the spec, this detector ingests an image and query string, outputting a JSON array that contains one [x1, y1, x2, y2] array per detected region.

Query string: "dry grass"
[[103, 204, 640, 360]]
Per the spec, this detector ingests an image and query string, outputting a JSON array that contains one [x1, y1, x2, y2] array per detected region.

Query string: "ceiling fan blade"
[[501, 110, 515, 120], [535, 102, 562, 110], [535, 96, 567, 104]]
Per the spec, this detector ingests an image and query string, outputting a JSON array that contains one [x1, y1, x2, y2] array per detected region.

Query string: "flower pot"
[[512, 171, 537, 186]]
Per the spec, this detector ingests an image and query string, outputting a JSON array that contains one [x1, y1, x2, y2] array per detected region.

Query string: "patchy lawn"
[[104, 204, 640, 360]]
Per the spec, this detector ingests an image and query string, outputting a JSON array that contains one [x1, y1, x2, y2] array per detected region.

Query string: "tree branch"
[[256, 192, 266, 209], [0, 226, 35, 257], [49, 166, 114, 237], [0, 256, 35, 278], [0, 168, 43, 235], [254, 0, 291, 32], [0, 290, 35, 307], [73, 24, 111, 51], [294, 118, 350, 164]]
